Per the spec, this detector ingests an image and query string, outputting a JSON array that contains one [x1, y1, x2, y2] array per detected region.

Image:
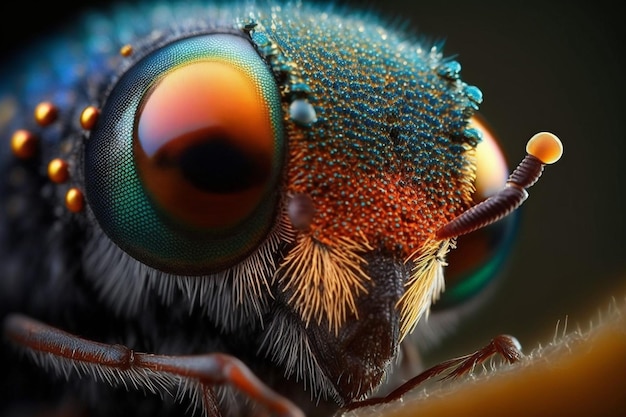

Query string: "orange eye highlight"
[[469, 116, 509, 202], [437, 116, 517, 308], [134, 61, 276, 230]]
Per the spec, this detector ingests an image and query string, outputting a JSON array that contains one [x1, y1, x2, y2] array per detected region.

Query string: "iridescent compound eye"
[[434, 116, 518, 309], [134, 61, 276, 230], [84, 34, 284, 275]]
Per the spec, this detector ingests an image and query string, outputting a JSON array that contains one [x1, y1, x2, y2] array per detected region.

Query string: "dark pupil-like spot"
[[132, 59, 279, 231], [178, 137, 267, 194]]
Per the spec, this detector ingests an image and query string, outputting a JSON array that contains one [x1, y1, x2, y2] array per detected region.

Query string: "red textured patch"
[[286, 135, 469, 258]]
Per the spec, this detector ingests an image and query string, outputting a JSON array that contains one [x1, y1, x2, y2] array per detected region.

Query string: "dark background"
[[1, 0, 624, 365]]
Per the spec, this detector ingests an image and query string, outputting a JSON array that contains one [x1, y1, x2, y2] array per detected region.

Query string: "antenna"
[[437, 132, 563, 240]]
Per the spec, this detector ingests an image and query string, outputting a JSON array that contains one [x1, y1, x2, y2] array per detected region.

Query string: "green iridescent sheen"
[[435, 215, 519, 309], [85, 34, 284, 274]]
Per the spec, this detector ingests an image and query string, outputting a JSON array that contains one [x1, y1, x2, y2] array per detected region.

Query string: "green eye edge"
[[84, 34, 285, 275], [434, 215, 519, 310]]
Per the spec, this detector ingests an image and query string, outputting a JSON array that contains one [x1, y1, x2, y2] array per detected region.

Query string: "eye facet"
[[85, 34, 284, 275], [434, 116, 518, 309]]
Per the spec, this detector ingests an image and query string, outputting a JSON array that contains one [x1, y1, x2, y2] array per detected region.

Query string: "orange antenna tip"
[[526, 132, 563, 164], [436, 132, 563, 240]]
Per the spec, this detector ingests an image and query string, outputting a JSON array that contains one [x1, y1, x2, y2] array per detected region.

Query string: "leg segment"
[[4, 314, 304, 417], [345, 334, 523, 410]]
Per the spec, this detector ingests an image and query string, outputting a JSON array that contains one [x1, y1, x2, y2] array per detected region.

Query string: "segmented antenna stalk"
[[437, 132, 562, 240]]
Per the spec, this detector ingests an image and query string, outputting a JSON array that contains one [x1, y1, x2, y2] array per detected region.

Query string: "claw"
[[344, 334, 524, 411]]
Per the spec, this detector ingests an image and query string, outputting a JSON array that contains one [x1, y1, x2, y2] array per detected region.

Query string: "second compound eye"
[[85, 33, 284, 275], [435, 116, 518, 310]]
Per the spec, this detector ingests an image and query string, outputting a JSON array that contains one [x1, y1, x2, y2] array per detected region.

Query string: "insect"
[[0, 1, 563, 416]]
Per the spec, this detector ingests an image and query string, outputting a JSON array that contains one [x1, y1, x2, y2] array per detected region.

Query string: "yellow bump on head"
[[11, 129, 38, 159], [65, 188, 85, 213], [48, 158, 69, 183], [34, 101, 58, 126], [526, 132, 563, 164], [80, 106, 100, 130], [120, 44, 133, 57]]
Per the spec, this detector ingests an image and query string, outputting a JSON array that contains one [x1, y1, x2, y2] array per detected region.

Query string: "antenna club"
[[526, 132, 563, 164]]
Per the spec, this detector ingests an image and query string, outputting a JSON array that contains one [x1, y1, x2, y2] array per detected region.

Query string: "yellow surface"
[[352, 296, 626, 417]]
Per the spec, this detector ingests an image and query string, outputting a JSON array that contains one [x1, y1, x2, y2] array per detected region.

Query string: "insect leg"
[[3, 314, 304, 417], [344, 334, 523, 410]]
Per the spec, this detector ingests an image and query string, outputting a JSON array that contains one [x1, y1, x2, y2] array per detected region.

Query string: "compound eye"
[[85, 34, 284, 275], [435, 116, 518, 309], [135, 61, 275, 230]]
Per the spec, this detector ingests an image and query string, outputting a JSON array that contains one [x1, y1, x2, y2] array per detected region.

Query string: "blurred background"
[[1, 0, 624, 370]]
